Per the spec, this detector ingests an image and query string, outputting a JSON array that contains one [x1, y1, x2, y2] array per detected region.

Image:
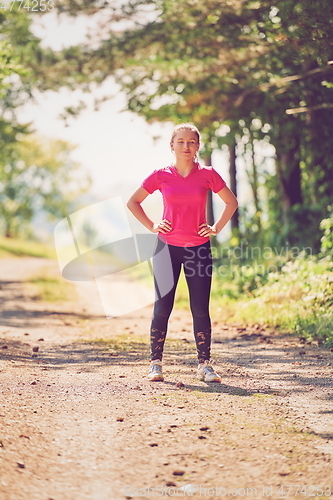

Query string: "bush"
[[320, 207, 333, 254], [211, 247, 333, 346]]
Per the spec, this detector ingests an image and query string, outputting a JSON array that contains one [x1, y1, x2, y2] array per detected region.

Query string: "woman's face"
[[171, 129, 200, 162]]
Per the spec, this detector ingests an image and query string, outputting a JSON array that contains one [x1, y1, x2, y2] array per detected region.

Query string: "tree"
[[11, 0, 333, 247], [0, 9, 93, 238], [0, 135, 90, 238]]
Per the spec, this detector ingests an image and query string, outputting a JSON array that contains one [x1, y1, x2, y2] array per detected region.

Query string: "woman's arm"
[[127, 187, 172, 234], [198, 186, 238, 237]]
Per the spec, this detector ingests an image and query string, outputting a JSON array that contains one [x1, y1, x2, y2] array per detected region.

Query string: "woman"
[[127, 123, 238, 382]]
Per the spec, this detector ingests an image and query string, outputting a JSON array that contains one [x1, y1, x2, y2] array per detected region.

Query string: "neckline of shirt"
[[170, 162, 199, 179]]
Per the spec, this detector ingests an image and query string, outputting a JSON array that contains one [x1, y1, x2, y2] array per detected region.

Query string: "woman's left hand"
[[198, 223, 217, 237]]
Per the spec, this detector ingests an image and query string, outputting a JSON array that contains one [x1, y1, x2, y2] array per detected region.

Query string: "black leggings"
[[150, 238, 212, 364]]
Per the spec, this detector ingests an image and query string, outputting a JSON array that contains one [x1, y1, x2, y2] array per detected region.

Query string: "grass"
[[214, 254, 333, 346], [126, 260, 153, 283], [0, 236, 73, 302], [5, 234, 331, 347], [85, 334, 148, 352], [0, 235, 56, 259], [26, 269, 76, 302], [174, 250, 333, 347]]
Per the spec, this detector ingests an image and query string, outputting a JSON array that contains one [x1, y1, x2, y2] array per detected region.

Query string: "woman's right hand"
[[151, 219, 172, 234]]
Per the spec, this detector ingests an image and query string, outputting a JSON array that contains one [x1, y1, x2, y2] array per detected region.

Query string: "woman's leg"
[[150, 240, 182, 361], [183, 242, 212, 364]]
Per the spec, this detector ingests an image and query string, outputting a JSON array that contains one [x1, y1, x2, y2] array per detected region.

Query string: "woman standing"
[[127, 123, 238, 382]]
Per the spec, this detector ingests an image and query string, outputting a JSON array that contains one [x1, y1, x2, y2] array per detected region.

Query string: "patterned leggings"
[[150, 238, 212, 364]]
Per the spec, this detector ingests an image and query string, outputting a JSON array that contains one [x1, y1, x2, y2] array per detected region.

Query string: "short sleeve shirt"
[[141, 162, 226, 247]]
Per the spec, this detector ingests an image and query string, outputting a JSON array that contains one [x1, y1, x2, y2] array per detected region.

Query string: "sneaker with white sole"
[[148, 361, 164, 381], [197, 360, 221, 383]]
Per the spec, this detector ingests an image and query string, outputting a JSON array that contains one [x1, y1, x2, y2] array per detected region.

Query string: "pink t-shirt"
[[141, 162, 226, 247]]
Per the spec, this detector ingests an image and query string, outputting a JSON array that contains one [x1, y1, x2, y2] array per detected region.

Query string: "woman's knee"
[[190, 304, 210, 320], [153, 302, 173, 320]]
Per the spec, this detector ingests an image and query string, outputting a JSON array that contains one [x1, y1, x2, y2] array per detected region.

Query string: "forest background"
[[0, 0, 332, 344]]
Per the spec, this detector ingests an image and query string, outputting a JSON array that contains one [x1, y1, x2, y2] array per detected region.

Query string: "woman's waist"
[[158, 231, 210, 247]]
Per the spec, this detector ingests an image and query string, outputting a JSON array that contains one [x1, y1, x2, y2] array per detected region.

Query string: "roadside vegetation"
[[26, 268, 76, 303], [176, 218, 333, 347], [1, 230, 332, 346], [0, 237, 75, 302], [0, 235, 56, 259], [175, 251, 333, 347], [212, 252, 332, 347]]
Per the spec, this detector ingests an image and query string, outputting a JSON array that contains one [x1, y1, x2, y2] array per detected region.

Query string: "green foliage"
[[0, 235, 56, 258], [0, 39, 21, 98], [320, 208, 333, 255], [43, 0, 333, 250], [0, 11, 91, 238], [0, 134, 91, 238], [209, 248, 333, 346], [293, 312, 333, 347], [0, 9, 45, 110], [2, 1, 332, 251], [174, 237, 333, 345], [26, 269, 76, 302]]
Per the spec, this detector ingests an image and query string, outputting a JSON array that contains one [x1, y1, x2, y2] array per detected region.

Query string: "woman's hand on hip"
[[151, 219, 172, 234], [198, 223, 217, 237]]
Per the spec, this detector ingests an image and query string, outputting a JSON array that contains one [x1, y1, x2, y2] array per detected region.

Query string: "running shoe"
[[147, 361, 164, 382], [197, 360, 221, 383]]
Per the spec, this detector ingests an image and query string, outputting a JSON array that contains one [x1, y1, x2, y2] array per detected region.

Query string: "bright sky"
[[18, 82, 176, 196]]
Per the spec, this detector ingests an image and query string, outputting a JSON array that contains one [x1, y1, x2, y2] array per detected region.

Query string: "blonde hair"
[[170, 123, 201, 145]]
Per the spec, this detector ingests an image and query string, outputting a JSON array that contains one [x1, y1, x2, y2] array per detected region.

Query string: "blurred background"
[[0, 0, 332, 342]]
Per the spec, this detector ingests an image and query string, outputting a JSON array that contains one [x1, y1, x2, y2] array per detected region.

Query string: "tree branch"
[[285, 103, 333, 115]]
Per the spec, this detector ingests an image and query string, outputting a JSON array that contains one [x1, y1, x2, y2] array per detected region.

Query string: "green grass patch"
[[85, 334, 147, 352], [26, 269, 76, 302], [249, 393, 273, 400], [0, 236, 56, 259], [125, 261, 153, 284], [212, 255, 333, 346], [174, 251, 333, 347]]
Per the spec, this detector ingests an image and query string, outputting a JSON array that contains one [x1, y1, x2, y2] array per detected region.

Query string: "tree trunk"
[[5, 226, 12, 238], [248, 131, 261, 232], [228, 139, 239, 231], [203, 152, 214, 226], [302, 59, 326, 204], [275, 133, 302, 221], [274, 137, 301, 240]]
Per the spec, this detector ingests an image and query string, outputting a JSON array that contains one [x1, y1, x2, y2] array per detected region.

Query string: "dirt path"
[[0, 257, 332, 500]]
